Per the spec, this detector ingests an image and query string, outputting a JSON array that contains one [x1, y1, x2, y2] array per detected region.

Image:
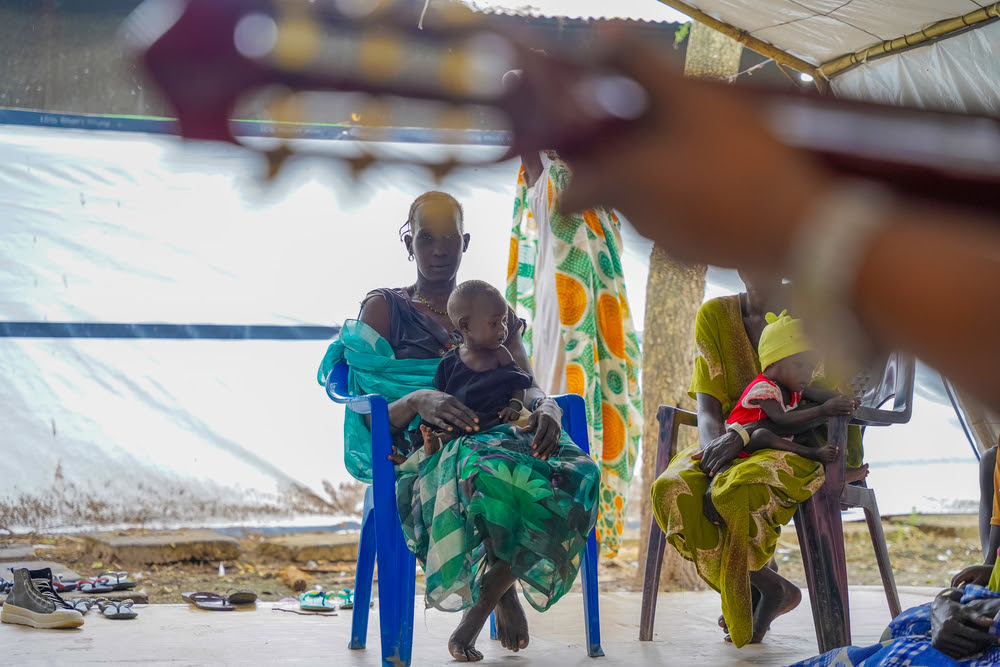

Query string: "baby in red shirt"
[[723, 310, 856, 464]]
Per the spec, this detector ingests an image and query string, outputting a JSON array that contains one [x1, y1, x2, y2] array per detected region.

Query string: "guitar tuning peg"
[[273, 7, 322, 70], [428, 159, 458, 183], [347, 153, 377, 178], [265, 144, 294, 180]]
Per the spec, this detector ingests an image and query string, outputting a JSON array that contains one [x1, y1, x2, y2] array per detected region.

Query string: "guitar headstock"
[[126, 0, 647, 179]]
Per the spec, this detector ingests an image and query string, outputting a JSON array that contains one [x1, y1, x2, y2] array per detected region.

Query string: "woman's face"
[[406, 199, 469, 283]]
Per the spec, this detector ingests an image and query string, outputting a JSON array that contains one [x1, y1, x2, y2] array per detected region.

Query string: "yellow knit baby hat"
[[758, 310, 812, 370]]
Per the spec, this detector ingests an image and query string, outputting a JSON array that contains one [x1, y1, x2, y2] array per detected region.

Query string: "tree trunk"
[[635, 22, 743, 590]]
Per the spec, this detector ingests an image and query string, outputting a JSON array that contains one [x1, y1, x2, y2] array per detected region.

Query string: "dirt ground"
[[3, 515, 986, 604]]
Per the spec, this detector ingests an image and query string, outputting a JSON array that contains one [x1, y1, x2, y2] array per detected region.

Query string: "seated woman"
[[318, 191, 600, 662], [649, 273, 866, 648], [950, 434, 1000, 598], [791, 563, 1000, 666]]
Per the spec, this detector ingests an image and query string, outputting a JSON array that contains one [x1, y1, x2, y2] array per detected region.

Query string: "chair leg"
[[350, 486, 376, 650], [488, 612, 497, 640], [859, 490, 902, 618], [639, 518, 666, 641], [794, 415, 851, 654], [581, 527, 604, 657], [371, 423, 415, 666]]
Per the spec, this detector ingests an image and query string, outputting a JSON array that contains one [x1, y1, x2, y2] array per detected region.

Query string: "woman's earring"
[[407, 252, 414, 262]]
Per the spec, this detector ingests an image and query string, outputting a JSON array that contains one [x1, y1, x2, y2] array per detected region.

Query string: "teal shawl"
[[317, 319, 440, 483]]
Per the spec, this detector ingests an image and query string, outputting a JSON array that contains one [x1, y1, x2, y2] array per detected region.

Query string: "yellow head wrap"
[[758, 310, 812, 370]]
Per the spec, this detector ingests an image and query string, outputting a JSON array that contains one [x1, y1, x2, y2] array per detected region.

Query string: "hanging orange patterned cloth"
[[506, 152, 643, 557]]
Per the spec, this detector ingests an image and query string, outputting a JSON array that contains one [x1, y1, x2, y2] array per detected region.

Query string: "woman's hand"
[[556, 35, 829, 272], [691, 430, 744, 477], [522, 397, 563, 460], [413, 389, 480, 434], [951, 564, 996, 589], [929, 591, 999, 658]]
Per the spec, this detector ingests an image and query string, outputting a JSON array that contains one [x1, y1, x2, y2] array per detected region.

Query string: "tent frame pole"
[[657, 0, 1000, 84], [818, 4, 1000, 78]]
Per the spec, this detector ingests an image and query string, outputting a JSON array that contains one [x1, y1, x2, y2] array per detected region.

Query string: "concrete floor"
[[3, 587, 938, 666]]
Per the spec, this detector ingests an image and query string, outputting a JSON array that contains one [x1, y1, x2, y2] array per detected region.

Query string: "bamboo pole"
[[818, 3, 1000, 78], [654, 0, 822, 77]]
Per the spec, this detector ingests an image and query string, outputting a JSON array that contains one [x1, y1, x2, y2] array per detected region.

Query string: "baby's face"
[[463, 300, 508, 350], [773, 352, 818, 393]]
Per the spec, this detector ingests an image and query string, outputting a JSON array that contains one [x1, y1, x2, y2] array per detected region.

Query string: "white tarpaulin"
[[0, 124, 523, 532], [470, 1, 1000, 116], [0, 120, 980, 533], [646, 0, 1000, 115], [651, 0, 984, 65], [832, 20, 1000, 116]]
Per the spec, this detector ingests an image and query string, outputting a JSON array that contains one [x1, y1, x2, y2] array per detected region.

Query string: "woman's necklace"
[[412, 287, 449, 316]]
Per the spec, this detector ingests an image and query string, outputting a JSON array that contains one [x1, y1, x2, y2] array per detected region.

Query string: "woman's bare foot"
[[420, 424, 442, 456], [719, 586, 761, 638], [845, 463, 870, 484], [448, 608, 486, 662], [702, 488, 726, 527], [748, 567, 802, 643], [493, 585, 529, 652], [447, 561, 518, 662]]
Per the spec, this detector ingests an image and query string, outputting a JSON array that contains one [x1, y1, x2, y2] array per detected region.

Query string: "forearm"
[[696, 394, 726, 448], [524, 385, 549, 409], [803, 386, 839, 404], [988, 525, 1000, 567], [851, 211, 1000, 412], [386, 390, 428, 431], [765, 405, 829, 433]]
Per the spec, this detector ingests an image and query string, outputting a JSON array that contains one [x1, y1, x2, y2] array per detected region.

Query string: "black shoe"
[[1, 568, 84, 629]]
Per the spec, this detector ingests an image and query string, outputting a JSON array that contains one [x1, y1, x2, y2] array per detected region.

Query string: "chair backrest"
[[325, 359, 376, 416], [851, 351, 915, 426]]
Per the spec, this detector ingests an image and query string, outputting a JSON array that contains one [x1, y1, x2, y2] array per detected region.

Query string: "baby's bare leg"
[[747, 428, 838, 463]]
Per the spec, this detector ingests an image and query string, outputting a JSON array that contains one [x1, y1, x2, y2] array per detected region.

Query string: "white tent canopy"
[[468, 1, 1000, 115], [649, 0, 1000, 114]]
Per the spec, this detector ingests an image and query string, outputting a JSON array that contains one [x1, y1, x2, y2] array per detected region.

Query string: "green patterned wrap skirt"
[[396, 424, 600, 613]]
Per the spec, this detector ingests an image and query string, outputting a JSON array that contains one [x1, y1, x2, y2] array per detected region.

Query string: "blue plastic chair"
[[325, 359, 603, 666]]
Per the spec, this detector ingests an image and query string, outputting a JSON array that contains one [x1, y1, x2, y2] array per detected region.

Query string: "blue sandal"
[[336, 588, 354, 609], [298, 590, 338, 612]]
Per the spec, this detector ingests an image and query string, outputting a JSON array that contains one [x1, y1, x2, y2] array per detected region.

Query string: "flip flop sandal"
[[51, 577, 80, 593], [336, 588, 354, 610], [299, 590, 338, 612], [96, 598, 137, 620], [67, 598, 95, 615], [182, 591, 235, 611], [224, 588, 257, 605], [99, 570, 138, 591], [77, 576, 114, 593]]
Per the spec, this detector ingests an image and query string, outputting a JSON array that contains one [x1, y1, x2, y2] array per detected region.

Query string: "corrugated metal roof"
[[460, 0, 689, 23]]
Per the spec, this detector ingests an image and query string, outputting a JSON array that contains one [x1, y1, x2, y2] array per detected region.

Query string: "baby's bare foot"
[[420, 424, 442, 456], [812, 444, 838, 464]]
